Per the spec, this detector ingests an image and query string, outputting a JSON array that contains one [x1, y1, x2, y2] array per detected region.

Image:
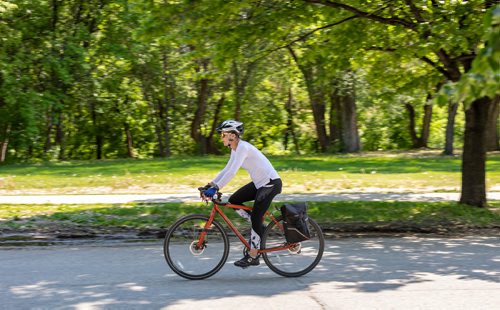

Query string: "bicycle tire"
[[262, 216, 324, 277], [164, 214, 229, 280]]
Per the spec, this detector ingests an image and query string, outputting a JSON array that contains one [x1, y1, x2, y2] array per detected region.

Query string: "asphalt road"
[[1, 236, 499, 310]]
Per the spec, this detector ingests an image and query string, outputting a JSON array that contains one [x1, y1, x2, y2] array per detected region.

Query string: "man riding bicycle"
[[201, 120, 282, 268]]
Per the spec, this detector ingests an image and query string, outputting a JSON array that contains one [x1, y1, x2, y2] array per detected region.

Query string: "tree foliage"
[[0, 0, 497, 164], [455, 5, 500, 106]]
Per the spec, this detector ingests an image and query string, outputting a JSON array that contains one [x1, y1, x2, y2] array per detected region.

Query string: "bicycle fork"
[[195, 207, 218, 250]]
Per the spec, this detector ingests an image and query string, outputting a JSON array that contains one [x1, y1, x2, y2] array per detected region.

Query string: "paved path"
[[1, 192, 500, 204], [1, 236, 499, 309]]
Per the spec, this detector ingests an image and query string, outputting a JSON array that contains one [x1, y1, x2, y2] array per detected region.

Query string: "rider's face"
[[220, 132, 235, 147], [221, 132, 229, 145]]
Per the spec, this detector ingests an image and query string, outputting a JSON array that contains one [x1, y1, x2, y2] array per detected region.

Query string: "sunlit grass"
[[1, 201, 499, 231], [0, 152, 499, 194]]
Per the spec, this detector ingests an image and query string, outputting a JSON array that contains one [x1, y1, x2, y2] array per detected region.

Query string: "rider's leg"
[[249, 179, 283, 255], [228, 182, 256, 222], [234, 179, 282, 268]]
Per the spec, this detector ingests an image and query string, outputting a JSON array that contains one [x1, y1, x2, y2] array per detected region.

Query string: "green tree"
[[298, 1, 497, 206]]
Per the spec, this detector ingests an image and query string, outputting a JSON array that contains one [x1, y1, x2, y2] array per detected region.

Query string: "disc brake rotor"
[[189, 241, 205, 256]]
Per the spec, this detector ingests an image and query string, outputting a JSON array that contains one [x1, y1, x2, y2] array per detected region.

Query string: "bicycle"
[[163, 188, 325, 280]]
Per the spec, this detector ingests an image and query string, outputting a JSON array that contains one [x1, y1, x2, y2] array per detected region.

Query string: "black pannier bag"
[[280, 202, 311, 243]]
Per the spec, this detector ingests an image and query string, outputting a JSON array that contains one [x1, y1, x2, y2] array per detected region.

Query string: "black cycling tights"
[[228, 178, 282, 249]]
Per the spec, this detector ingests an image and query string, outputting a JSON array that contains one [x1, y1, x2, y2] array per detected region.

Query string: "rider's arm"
[[211, 153, 235, 187], [212, 144, 248, 189]]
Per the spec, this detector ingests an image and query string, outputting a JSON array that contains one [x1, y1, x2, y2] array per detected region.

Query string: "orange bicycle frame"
[[196, 201, 290, 254]]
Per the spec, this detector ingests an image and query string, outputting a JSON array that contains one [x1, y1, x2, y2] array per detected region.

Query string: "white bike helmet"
[[216, 120, 244, 135]]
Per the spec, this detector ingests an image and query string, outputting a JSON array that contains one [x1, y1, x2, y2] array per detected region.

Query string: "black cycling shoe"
[[234, 254, 260, 268]]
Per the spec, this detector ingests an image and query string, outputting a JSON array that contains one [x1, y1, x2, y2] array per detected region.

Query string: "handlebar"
[[198, 187, 223, 204]]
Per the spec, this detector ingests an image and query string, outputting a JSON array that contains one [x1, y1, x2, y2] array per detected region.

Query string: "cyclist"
[[202, 120, 282, 268]]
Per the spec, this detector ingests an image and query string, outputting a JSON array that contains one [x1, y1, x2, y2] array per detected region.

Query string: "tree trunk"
[[0, 88, 7, 161], [124, 121, 135, 158], [405, 102, 432, 149], [299, 66, 329, 152], [330, 72, 360, 153], [113, 97, 135, 159], [44, 111, 54, 154], [56, 111, 65, 160], [284, 88, 300, 154], [444, 102, 459, 155], [310, 89, 329, 152], [486, 95, 499, 151], [329, 89, 341, 148], [140, 73, 165, 158], [0, 124, 10, 162], [287, 46, 330, 152], [421, 103, 433, 147], [0, 72, 5, 108], [161, 51, 173, 157], [232, 61, 255, 121], [46, 0, 62, 157], [339, 85, 360, 153], [90, 101, 103, 159], [154, 99, 165, 156], [206, 95, 225, 155], [0, 138, 8, 162], [460, 97, 492, 207], [190, 59, 210, 154], [405, 103, 419, 147]]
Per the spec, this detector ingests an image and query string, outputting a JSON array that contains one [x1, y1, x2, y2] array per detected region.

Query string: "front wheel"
[[164, 214, 229, 280], [262, 216, 324, 277]]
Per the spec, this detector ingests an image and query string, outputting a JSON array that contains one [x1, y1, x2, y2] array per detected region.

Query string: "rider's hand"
[[203, 187, 217, 198]]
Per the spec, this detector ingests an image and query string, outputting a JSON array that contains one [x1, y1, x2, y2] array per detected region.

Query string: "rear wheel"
[[262, 216, 324, 277], [164, 214, 229, 280]]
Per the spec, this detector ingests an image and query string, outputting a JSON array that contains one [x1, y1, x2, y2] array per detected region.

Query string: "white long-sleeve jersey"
[[212, 140, 280, 190]]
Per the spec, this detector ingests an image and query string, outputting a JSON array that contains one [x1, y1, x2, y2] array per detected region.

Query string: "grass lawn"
[[1, 152, 499, 237], [1, 201, 499, 234], [1, 151, 499, 194]]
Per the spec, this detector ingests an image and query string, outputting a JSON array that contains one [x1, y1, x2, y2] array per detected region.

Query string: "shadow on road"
[[1, 236, 499, 309]]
